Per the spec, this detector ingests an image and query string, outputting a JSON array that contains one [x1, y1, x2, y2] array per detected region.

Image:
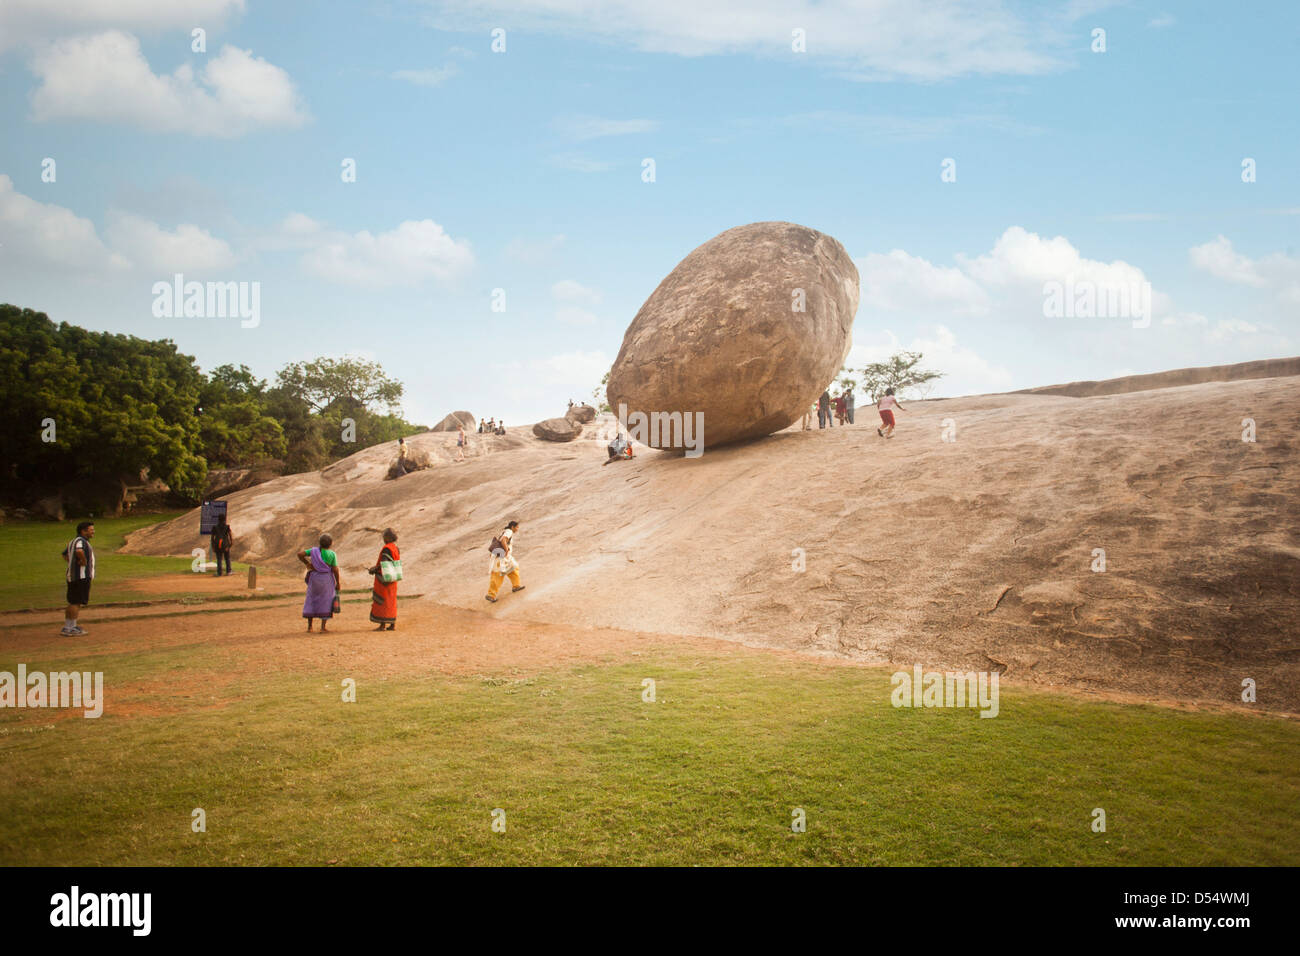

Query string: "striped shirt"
[[65, 536, 95, 582]]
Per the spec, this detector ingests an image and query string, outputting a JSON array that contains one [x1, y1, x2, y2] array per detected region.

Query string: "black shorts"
[[66, 578, 91, 606]]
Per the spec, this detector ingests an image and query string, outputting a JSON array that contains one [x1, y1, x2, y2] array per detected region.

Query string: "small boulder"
[[385, 448, 432, 479], [33, 495, 65, 521], [533, 418, 583, 442], [565, 403, 597, 424], [432, 411, 475, 432]]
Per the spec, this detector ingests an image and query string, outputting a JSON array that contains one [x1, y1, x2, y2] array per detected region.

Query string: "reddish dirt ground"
[[3, 577, 1286, 720]]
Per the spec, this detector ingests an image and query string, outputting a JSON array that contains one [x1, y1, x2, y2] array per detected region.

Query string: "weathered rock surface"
[[533, 418, 582, 442], [606, 221, 858, 450]]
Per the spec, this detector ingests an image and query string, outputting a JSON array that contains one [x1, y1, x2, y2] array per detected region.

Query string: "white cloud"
[[509, 350, 613, 387], [847, 325, 1013, 397], [1190, 236, 1300, 311], [551, 279, 601, 305], [0, 0, 244, 52], [962, 226, 1153, 294], [1206, 318, 1259, 342], [551, 280, 602, 325], [505, 234, 566, 263], [29, 30, 308, 137], [1147, 13, 1176, 28], [0, 174, 128, 274], [105, 211, 236, 273], [392, 65, 459, 86], [855, 249, 989, 315], [555, 114, 659, 140], [420, 0, 1075, 82], [293, 217, 475, 287], [1189, 236, 1266, 286]]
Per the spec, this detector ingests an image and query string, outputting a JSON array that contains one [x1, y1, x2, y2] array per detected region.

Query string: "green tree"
[[274, 356, 422, 464], [197, 364, 286, 467], [592, 370, 611, 413], [857, 351, 943, 402], [0, 304, 208, 506], [264, 384, 328, 474], [276, 356, 404, 413]]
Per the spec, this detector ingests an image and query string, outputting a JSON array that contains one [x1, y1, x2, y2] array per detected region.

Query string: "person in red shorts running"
[[876, 387, 903, 438]]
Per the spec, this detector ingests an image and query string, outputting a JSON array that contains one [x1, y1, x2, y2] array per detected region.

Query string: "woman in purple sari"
[[296, 533, 341, 633]]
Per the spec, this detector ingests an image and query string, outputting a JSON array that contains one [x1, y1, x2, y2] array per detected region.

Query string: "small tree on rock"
[[857, 351, 943, 402]]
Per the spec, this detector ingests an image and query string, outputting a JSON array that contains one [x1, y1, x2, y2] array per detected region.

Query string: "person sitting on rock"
[[495, 420, 505, 435], [603, 433, 634, 466]]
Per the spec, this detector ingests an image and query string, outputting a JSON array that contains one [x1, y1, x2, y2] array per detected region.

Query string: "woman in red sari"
[[367, 528, 400, 631]]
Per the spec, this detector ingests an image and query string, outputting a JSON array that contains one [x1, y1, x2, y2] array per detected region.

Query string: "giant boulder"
[[533, 418, 582, 442], [606, 221, 858, 450]]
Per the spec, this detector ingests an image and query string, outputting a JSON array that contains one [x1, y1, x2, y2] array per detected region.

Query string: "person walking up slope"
[[877, 387, 904, 438], [485, 520, 524, 603]]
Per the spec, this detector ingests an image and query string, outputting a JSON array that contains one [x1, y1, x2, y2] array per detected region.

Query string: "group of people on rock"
[[477, 418, 506, 435], [804, 388, 855, 429], [802, 388, 904, 437]]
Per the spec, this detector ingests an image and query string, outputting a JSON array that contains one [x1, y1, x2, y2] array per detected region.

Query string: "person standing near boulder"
[[60, 520, 95, 636], [367, 528, 401, 631], [210, 515, 233, 577], [297, 533, 341, 633], [485, 520, 524, 603], [456, 426, 467, 462], [846, 389, 855, 424], [818, 390, 832, 428]]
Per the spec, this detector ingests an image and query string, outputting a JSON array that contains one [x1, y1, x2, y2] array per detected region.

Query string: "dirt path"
[[2, 583, 1288, 720]]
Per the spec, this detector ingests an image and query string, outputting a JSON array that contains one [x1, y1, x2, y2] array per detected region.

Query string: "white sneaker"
[[68, 626, 87, 636]]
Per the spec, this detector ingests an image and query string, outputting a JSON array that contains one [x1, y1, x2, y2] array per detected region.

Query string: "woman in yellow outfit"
[[485, 520, 524, 602]]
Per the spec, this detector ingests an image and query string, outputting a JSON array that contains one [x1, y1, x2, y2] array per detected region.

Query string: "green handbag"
[[379, 559, 403, 583]]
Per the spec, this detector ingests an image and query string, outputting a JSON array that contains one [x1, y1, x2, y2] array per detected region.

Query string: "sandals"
[[485, 595, 497, 603], [512, 585, 526, 593]]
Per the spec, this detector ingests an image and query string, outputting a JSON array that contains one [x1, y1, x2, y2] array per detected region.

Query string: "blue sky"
[[1, 0, 1297, 424]]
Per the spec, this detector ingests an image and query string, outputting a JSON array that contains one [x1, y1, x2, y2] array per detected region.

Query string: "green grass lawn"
[[2, 636, 1296, 866], [0, 514, 244, 611]]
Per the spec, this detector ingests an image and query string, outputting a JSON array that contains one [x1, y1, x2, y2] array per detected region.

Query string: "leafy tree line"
[[1, 305, 425, 508]]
